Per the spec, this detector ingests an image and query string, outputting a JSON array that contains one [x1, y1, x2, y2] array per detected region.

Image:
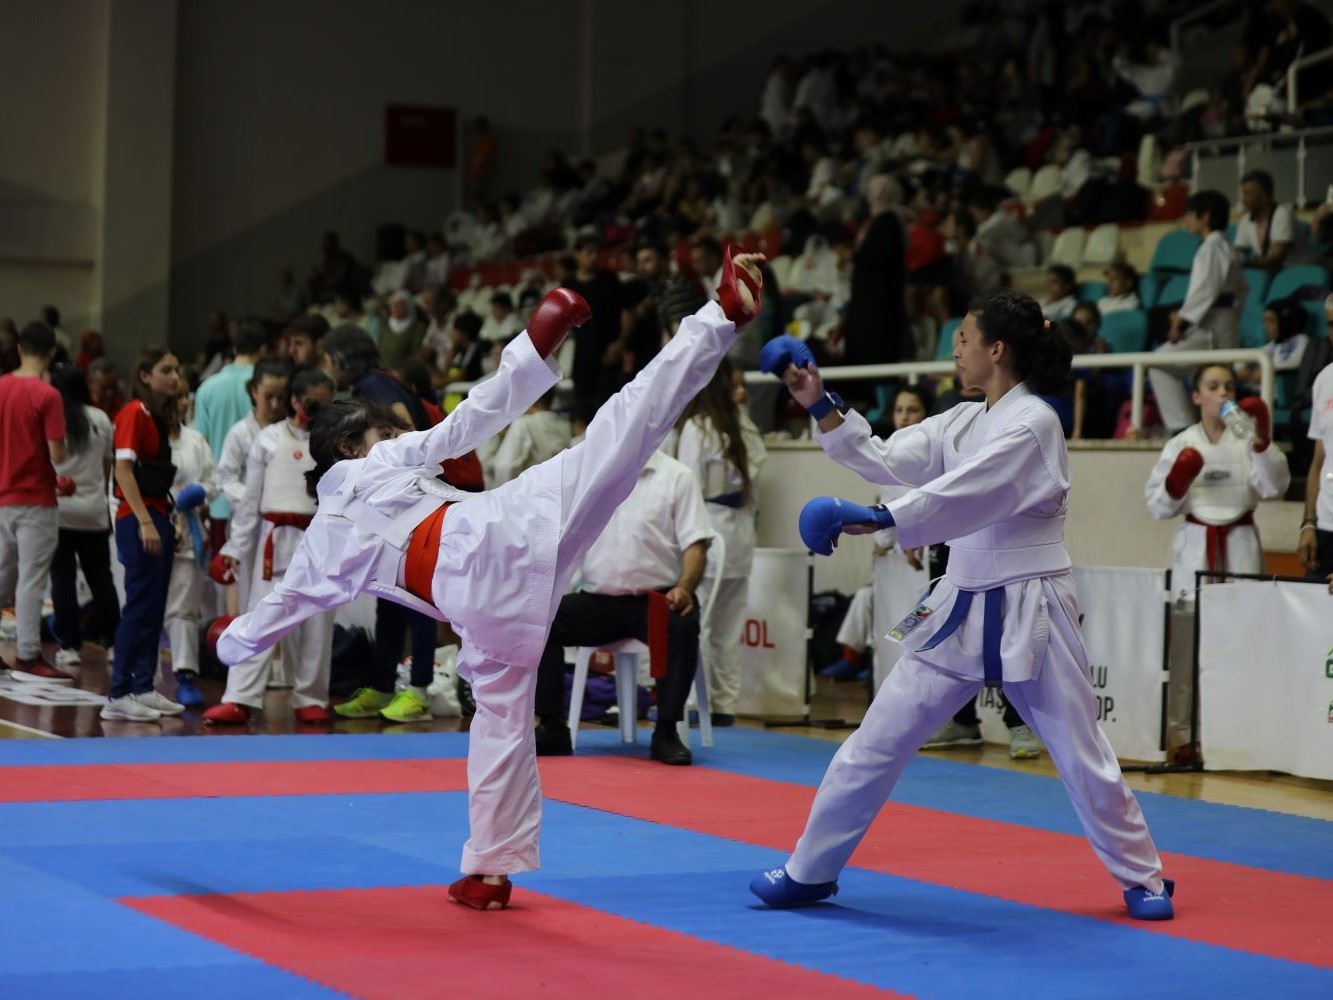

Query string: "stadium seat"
[[1265, 264, 1330, 304], [1136, 135, 1159, 187], [1243, 267, 1272, 304], [1139, 273, 1160, 310], [1079, 281, 1108, 302], [1099, 310, 1149, 353], [1047, 228, 1087, 268], [1081, 223, 1121, 266], [767, 254, 794, 289], [1004, 167, 1032, 199], [1027, 164, 1063, 202], [936, 318, 963, 360], [1301, 299, 1327, 338], [1149, 230, 1201, 275], [1154, 274, 1190, 309]]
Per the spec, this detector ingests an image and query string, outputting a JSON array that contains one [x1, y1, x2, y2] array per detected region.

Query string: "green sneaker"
[[380, 688, 433, 724], [334, 687, 393, 719]]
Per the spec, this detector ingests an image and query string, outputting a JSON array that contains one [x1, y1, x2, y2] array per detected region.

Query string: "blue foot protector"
[[818, 658, 859, 680], [1124, 878, 1175, 920], [750, 866, 839, 907]]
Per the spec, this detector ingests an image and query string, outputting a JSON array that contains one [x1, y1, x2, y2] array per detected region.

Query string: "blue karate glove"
[[175, 482, 207, 511], [758, 334, 816, 376], [798, 497, 894, 557]]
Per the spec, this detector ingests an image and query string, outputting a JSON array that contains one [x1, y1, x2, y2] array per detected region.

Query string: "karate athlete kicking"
[[214, 248, 766, 911], [749, 291, 1175, 921]]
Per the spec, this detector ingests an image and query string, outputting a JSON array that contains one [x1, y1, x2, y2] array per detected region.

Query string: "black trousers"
[[1308, 528, 1333, 582], [535, 591, 700, 726], [49, 528, 120, 649], [373, 598, 438, 692]]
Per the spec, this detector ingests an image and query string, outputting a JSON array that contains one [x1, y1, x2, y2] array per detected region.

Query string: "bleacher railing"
[[1170, 0, 1238, 56], [1185, 123, 1333, 207], [447, 349, 1274, 439], [1284, 44, 1333, 119]]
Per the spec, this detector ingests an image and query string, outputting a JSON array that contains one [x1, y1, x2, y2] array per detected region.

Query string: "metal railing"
[[739, 347, 1275, 437], [1170, 0, 1238, 56], [1185, 123, 1333, 206], [1284, 43, 1333, 115]]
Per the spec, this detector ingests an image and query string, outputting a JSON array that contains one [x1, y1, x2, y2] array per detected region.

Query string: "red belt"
[[1186, 511, 1254, 574], [262, 512, 313, 580], [405, 502, 453, 603]]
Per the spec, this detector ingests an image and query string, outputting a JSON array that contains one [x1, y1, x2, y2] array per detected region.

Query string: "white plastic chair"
[[1046, 228, 1087, 268], [767, 254, 794, 289], [1003, 167, 1032, 200], [1081, 223, 1121, 266], [568, 533, 725, 751], [1026, 164, 1063, 202]]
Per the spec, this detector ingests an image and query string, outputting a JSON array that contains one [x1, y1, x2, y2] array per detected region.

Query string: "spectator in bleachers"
[[269, 265, 307, 321], [417, 285, 458, 373], [562, 233, 624, 413], [844, 173, 908, 368], [308, 231, 362, 305], [441, 311, 486, 385], [1072, 300, 1107, 355], [490, 387, 571, 488], [1234, 168, 1301, 271], [760, 55, 798, 139], [468, 202, 508, 262], [944, 208, 1004, 303], [1240, 297, 1310, 392], [793, 51, 840, 132], [423, 232, 451, 290], [1040, 265, 1078, 320], [1149, 190, 1245, 434], [1098, 261, 1142, 314], [286, 314, 328, 369], [971, 189, 1034, 271], [1246, 0, 1332, 105], [333, 287, 375, 341], [378, 290, 426, 370], [691, 237, 725, 302], [617, 241, 699, 378], [320, 324, 428, 432], [1112, 32, 1180, 122]]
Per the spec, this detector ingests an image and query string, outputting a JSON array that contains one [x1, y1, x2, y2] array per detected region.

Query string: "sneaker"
[[1008, 724, 1044, 759], [55, 648, 82, 667], [922, 720, 982, 750], [333, 687, 393, 719], [101, 695, 162, 722], [136, 690, 185, 716], [175, 675, 205, 709], [535, 722, 573, 756], [818, 657, 860, 680], [11, 658, 76, 684], [380, 689, 432, 724]]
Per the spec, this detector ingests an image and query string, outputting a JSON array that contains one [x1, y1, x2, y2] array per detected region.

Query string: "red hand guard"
[[1238, 396, 1271, 452], [208, 552, 235, 585], [1165, 447, 1205, 500], [526, 288, 591, 360], [716, 244, 763, 325]]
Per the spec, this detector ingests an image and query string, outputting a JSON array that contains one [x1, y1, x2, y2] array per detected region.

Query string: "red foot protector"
[[126, 885, 901, 999], [448, 874, 512, 910]]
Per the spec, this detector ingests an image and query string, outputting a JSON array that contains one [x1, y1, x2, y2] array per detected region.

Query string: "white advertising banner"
[[739, 549, 811, 718], [1199, 580, 1333, 781], [975, 566, 1168, 762], [871, 550, 931, 694]]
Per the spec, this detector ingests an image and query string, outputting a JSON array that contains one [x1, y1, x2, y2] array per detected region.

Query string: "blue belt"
[[706, 491, 744, 508], [917, 587, 1005, 688]]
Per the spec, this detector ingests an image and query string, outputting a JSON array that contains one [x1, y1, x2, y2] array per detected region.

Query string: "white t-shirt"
[[54, 405, 113, 532], [1233, 204, 1298, 262], [1308, 363, 1333, 531], [1265, 333, 1309, 372], [579, 451, 713, 596]]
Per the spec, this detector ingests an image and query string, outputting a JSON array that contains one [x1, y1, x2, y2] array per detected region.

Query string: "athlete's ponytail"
[[972, 291, 1072, 396]]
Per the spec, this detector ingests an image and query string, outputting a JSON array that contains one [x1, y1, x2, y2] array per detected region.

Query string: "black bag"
[[809, 590, 852, 671]]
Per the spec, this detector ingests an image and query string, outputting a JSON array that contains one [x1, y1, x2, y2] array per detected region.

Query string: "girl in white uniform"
[[163, 385, 219, 707], [750, 292, 1175, 921], [213, 254, 765, 911], [214, 359, 292, 613], [1144, 364, 1288, 758], [673, 356, 767, 723], [206, 368, 335, 723]]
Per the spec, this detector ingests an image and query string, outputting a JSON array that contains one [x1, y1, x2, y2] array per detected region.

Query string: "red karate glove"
[[205, 614, 237, 653], [1238, 397, 1271, 453], [715, 244, 764, 325], [1165, 447, 1205, 500], [208, 552, 236, 585], [55, 475, 76, 497], [526, 288, 591, 360]]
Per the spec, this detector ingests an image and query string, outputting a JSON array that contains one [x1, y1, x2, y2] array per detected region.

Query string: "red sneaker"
[[202, 702, 250, 725], [12, 658, 75, 684], [448, 875, 512, 911], [293, 705, 330, 724]]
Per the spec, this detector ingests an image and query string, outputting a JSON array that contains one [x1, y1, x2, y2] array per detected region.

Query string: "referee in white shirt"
[[534, 449, 712, 765]]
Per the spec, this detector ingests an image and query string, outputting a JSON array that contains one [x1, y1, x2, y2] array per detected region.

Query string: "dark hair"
[[1186, 190, 1230, 231], [321, 324, 380, 387], [132, 347, 178, 429], [288, 366, 333, 417], [1264, 297, 1307, 343], [18, 321, 56, 356], [894, 383, 933, 416], [289, 313, 330, 340], [88, 356, 117, 378], [247, 357, 293, 395], [1240, 169, 1274, 198], [1046, 264, 1076, 292], [1106, 260, 1139, 293], [333, 287, 361, 310], [41, 305, 61, 328], [691, 235, 723, 261], [573, 232, 602, 252], [490, 291, 513, 311], [1072, 299, 1102, 330], [234, 322, 269, 357], [970, 291, 1071, 395], [1192, 362, 1236, 391], [676, 357, 753, 502], [50, 363, 92, 452], [304, 398, 408, 498], [394, 358, 434, 399], [452, 311, 483, 340]]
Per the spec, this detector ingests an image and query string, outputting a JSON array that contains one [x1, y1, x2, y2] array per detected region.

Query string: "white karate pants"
[[220, 570, 333, 710]]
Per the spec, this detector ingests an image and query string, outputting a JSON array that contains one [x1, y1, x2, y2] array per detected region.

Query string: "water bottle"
[[1219, 400, 1254, 441]]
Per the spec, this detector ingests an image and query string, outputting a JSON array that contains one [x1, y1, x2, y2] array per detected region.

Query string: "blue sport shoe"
[[750, 866, 838, 907], [175, 674, 205, 709], [818, 657, 859, 680], [1123, 878, 1175, 920]]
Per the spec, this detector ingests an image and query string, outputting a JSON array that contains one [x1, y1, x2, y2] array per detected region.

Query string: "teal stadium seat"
[[937, 317, 963, 360], [1099, 309, 1149, 353], [1155, 274, 1191, 309], [1265, 264, 1329, 304], [1149, 230, 1201, 274], [1079, 280, 1108, 302]]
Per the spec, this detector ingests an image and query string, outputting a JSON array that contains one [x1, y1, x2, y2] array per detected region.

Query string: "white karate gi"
[[217, 413, 261, 610], [164, 427, 219, 678], [219, 420, 333, 708], [218, 301, 739, 875], [1148, 231, 1245, 431], [1145, 423, 1289, 744], [868, 483, 931, 692], [675, 411, 767, 716], [785, 386, 1166, 894]]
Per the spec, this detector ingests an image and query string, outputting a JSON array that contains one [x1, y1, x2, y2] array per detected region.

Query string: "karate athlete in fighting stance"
[[750, 291, 1176, 920], [214, 248, 765, 911]]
